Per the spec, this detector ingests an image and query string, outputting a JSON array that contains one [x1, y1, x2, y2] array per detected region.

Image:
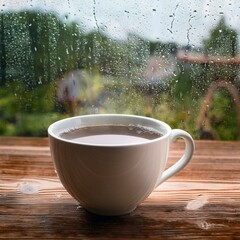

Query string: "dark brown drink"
[[60, 125, 162, 145]]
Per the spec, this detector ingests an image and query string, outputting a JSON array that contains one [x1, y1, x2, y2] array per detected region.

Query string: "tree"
[[203, 17, 239, 84], [204, 17, 238, 57], [0, 15, 6, 86], [0, 11, 87, 89], [199, 17, 239, 140]]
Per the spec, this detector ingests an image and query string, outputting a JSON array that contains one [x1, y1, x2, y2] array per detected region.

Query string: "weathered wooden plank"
[[0, 138, 240, 239], [0, 137, 49, 146]]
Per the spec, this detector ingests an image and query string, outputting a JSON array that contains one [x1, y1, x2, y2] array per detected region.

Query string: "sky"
[[2, 0, 240, 47]]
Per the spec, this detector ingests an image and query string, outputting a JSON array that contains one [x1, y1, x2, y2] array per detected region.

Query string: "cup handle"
[[156, 129, 195, 186]]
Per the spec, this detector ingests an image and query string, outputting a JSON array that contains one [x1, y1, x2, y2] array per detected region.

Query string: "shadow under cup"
[[48, 114, 194, 216]]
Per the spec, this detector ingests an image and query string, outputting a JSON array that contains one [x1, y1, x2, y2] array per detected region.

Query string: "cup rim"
[[48, 114, 171, 147]]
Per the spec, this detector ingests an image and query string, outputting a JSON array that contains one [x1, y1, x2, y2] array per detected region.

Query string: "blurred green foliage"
[[0, 11, 239, 140]]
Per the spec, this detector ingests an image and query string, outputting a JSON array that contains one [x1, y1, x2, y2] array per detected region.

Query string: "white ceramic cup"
[[48, 114, 194, 216]]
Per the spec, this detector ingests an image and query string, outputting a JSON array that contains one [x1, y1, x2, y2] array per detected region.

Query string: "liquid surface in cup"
[[60, 125, 162, 145]]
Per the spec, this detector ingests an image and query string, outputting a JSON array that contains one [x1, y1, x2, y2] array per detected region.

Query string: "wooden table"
[[0, 137, 240, 239]]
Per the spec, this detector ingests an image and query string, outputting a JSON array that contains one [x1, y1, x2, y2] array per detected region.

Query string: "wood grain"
[[0, 138, 240, 239]]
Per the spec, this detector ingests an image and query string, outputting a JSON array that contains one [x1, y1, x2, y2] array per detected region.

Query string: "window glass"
[[0, 0, 239, 140]]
